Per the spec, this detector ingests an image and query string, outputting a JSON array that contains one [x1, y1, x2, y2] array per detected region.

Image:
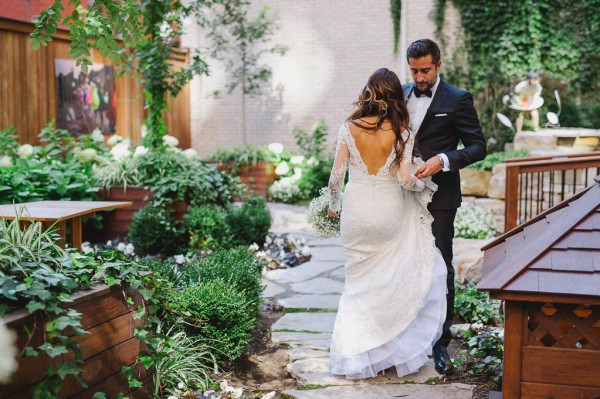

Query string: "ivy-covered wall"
[[435, 0, 600, 149]]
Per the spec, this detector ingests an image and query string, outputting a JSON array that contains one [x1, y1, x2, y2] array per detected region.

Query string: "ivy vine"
[[434, 0, 600, 149], [390, 0, 401, 55]]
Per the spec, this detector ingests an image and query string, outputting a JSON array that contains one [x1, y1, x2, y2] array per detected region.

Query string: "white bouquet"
[[307, 187, 341, 238]]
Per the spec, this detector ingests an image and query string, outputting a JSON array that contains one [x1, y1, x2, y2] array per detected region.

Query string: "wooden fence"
[[0, 17, 190, 148], [504, 152, 600, 231]]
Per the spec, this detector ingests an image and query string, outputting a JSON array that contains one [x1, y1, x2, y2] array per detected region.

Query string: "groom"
[[403, 39, 487, 374]]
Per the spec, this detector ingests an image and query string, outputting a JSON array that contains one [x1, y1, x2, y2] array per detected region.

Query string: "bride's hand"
[[327, 209, 340, 218]]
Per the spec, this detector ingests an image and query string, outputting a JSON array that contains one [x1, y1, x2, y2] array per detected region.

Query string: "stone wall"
[[181, 0, 462, 156]]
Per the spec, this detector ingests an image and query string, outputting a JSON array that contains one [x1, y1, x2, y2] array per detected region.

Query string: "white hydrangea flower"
[[0, 156, 13, 167], [268, 142, 284, 154], [116, 242, 126, 252], [290, 155, 305, 164], [81, 242, 94, 254], [110, 142, 131, 161], [76, 148, 97, 163], [293, 167, 303, 177], [177, 382, 185, 389], [249, 243, 259, 251], [0, 320, 18, 384], [133, 146, 149, 157], [301, 245, 311, 257], [182, 148, 198, 159], [106, 134, 123, 147], [306, 156, 319, 166], [124, 243, 135, 256], [141, 124, 148, 138], [91, 128, 104, 141], [163, 134, 179, 147], [274, 161, 290, 175], [174, 254, 186, 264], [18, 144, 34, 159]]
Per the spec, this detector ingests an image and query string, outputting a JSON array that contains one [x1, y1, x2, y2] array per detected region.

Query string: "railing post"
[[505, 164, 520, 232]]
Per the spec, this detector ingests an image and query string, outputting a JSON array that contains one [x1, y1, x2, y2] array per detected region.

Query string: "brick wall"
[[182, 0, 462, 156]]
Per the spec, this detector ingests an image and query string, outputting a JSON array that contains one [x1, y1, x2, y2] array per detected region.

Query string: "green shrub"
[[175, 280, 256, 364], [226, 196, 272, 246], [454, 281, 502, 325], [129, 205, 184, 255], [184, 205, 231, 251], [454, 326, 504, 384], [467, 149, 529, 171], [178, 247, 264, 315]]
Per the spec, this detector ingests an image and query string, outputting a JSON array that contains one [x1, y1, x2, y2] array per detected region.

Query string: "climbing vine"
[[435, 0, 600, 149], [390, 0, 401, 55]]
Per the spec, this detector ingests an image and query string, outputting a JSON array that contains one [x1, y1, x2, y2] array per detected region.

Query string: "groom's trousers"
[[429, 209, 457, 348]]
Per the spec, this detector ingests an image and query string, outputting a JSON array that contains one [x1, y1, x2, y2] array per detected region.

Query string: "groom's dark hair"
[[406, 39, 441, 65]]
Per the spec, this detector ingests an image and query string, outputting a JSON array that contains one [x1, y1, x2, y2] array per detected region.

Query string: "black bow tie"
[[414, 87, 432, 98]]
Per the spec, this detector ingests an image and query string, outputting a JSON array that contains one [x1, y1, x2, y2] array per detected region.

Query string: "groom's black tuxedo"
[[403, 80, 487, 210], [403, 79, 486, 349]]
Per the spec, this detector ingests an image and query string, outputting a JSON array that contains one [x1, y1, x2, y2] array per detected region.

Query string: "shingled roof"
[[478, 175, 600, 298]]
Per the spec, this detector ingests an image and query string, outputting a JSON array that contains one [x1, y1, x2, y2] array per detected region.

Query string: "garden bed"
[[0, 284, 149, 399]]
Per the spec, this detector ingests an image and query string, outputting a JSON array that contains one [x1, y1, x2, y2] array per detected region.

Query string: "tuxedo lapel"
[[417, 80, 449, 136]]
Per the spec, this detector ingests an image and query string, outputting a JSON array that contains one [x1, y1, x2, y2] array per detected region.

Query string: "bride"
[[327, 68, 447, 379]]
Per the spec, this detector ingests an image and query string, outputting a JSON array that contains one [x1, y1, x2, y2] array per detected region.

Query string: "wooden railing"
[[505, 152, 600, 231]]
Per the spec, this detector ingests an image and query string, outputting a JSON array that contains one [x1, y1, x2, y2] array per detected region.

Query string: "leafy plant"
[[208, 145, 271, 175], [178, 247, 265, 316], [454, 281, 502, 325], [172, 280, 257, 365], [454, 326, 504, 384], [151, 323, 218, 398], [467, 149, 529, 171], [128, 205, 184, 256], [454, 203, 499, 239], [184, 205, 231, 251], [226, 196, 272, 246]]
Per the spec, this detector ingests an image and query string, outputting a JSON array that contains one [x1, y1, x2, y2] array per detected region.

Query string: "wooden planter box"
[[213, 161, 276, 198], [96, 187, 187, 240], [0, 284, 151, 399]]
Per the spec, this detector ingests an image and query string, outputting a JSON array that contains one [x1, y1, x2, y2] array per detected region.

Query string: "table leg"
[[72, 216, 82, 249], [55, 220, 67, 248]]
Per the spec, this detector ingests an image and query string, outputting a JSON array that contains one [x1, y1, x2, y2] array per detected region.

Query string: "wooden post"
[[505, 164, 520, 232], [503, 301, 524, 399], [71, 216, 83, 249]]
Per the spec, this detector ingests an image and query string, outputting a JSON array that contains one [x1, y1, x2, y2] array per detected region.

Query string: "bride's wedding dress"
[[328, 122, 447, 379]]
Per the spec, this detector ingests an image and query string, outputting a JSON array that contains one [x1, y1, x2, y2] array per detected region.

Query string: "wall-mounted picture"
[[54, 59, 116, 135]]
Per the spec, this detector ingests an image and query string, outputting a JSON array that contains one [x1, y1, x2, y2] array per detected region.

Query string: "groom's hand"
[[327, 209, 340, 218], [415, 157, 442, 179]]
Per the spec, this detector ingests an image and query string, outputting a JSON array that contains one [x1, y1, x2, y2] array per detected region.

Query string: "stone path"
[[264, 203, 475, 398]]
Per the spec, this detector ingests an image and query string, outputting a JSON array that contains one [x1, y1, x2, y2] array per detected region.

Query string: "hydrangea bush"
[[454, 202, 499, 239]]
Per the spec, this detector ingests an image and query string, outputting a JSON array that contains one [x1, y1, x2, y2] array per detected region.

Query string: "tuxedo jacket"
[[403, 80, 487, 210]]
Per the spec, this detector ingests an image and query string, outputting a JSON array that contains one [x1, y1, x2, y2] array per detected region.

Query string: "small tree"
[[31, 0, 283, 149]]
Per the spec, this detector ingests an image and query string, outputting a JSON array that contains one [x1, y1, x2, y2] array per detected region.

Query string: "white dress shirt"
[[406, 76, 450, 172]]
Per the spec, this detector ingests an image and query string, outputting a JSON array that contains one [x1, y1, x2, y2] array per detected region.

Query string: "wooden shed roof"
[[478, 175, 600, 298]]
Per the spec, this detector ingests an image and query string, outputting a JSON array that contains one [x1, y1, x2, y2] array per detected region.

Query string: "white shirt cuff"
[[439, 153, 450, 172]]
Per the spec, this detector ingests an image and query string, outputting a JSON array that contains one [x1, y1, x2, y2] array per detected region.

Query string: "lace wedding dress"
[[328, 122, 447, 379]]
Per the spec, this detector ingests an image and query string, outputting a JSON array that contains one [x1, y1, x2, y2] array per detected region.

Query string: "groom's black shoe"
[[432, 344, 455, 375]]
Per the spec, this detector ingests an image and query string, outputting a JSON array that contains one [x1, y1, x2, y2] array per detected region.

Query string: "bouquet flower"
[[307, 187, 341, 238]]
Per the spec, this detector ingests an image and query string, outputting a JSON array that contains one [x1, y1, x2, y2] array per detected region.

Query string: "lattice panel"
[[526, 303, 600, 350]]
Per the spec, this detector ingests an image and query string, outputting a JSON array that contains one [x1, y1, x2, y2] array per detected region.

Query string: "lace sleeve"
[[328, 125, 349, 212], [397, 132, 425, 192]]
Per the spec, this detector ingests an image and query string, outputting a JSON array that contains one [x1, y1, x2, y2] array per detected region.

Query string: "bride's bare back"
[[348, 117, 396, 175]]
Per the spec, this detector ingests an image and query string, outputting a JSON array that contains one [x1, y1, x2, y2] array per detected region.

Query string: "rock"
[[460, 169, 491, 196], [272, 312, 336, 333], [487, 163, 506, 199], [264, 260, 343, 284], [453, 237, 493, 284], [513, 131, 557, 151], [262, 280, 286, 298]]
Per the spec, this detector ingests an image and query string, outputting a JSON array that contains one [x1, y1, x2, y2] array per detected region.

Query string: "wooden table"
[[0, 200, 132, 249]]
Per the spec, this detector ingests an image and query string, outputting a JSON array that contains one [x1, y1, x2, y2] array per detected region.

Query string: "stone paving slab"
[[290, 278, 345, 295], [272, 332, 332, 344], [326, 267, 345, 280], [264, 261, 343, 284], [289, 358, 441, 386], [262, 280, 287, 298], [306, 236, 343, 247], [306, 246, 346, 262], [283, 383, 474, 399], [272, 312, 336, 333], [278, 294, 340, 309], [287, 347, 330, 362]]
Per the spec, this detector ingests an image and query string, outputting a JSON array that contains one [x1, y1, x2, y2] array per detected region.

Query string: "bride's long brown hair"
[[348, 68, 412, 168]]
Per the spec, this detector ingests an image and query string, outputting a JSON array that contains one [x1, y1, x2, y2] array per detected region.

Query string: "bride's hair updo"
[[349, 68, 412, 168]]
